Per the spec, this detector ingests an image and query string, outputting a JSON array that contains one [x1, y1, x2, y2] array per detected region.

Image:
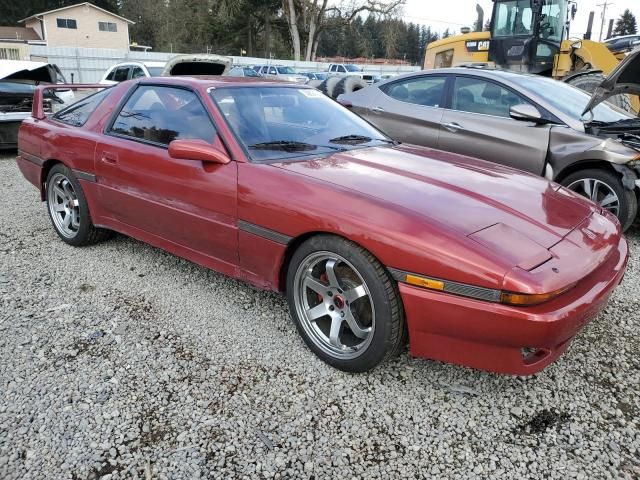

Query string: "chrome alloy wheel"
[[293, 251, 375, 360], [47, 172, 81, 238], [566, 178, 620, 217]]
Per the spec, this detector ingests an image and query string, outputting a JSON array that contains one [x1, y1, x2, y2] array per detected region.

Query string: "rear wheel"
[[565, 73, 633, 112], [286, 235, 404, 372], [46, 164, 112, 246], [561, 168, 637, 231]]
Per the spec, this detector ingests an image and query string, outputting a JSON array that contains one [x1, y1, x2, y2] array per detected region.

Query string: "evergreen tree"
[[612, 9, 638, 36]]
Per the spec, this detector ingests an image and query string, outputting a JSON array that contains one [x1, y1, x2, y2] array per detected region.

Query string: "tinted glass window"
[[269, 67, 277, 75], [56, 18, 77, 29], [53, 88, 111, 126], [452, 76, 532, 118], [98, 21, 117, 32], [110, 86, 215, 146], [211, 86, 388, 163], [515, 74, 632, 123], [113, 67, 130, 82], [106, 69, 116, 81], [131, 66, 145, 79], [493, 0, 532, 37], [147, 67, 163, 76], [381, 76, 446, 107]]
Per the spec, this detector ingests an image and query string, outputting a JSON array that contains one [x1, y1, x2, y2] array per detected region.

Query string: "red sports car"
[[17, 77, 628, 375]]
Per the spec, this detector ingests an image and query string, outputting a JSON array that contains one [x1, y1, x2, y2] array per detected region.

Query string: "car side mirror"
[[168, 139, 231, 164], [509, 104, 544, 123]]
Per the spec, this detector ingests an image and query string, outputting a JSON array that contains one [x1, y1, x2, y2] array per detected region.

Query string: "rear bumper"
[[401, 236, 628, 375]]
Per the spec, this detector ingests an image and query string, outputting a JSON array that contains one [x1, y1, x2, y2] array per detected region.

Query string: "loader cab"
[[489, 0, 570, 75]]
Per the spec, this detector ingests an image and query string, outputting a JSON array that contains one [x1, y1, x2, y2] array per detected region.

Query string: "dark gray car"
[[338, 58, 640, 230]]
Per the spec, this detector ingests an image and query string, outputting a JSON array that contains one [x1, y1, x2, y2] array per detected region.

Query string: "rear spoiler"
[[32, 84, 109, 120]]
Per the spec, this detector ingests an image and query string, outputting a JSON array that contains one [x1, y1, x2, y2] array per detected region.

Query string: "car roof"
[[134, 75, 303, 88], [605, 34, 639, 41], [380, 66, 540, 84]]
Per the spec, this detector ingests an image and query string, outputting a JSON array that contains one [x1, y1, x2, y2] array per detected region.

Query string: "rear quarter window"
[[52, 88, 111, 126]]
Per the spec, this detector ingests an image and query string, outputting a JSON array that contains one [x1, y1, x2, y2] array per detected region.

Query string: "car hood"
[[161, 54, 231, 76], [272, 145, 596, 250], [0, 60, 56, 83], [582, 48, 640, 114]]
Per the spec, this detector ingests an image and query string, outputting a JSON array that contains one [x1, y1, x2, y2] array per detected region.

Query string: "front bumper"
[[400, 236, 628, 375]]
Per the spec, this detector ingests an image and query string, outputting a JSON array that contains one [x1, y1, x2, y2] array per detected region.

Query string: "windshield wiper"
[[248, 140, 344, 152], [328, 134, 396, 145]]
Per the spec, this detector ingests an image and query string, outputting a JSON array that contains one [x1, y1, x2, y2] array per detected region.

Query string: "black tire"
[[45, 163, 112, 246], [332, 76, 368, 100], [561, 168, 638, 231], [317, 77, 342, 99], [286, 235, 405, 372], [565, 73, 633, 113]]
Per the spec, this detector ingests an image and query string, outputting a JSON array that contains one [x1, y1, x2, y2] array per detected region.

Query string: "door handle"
[[100, 153, 118, 164], [443, 122, 464, 132], [372, 106, 385, 114]]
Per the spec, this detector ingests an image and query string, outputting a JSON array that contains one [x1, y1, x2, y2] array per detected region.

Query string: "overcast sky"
[[400, 0, 639, 40]]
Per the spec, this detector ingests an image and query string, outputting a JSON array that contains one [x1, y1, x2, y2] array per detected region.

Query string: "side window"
[[338, 65, 346, 73], [113, 67, 130, 82], [330, 65, 337, 72], [106, 68, 116, 81], [53, 88, 111, 126], [131, 66, 145, 79], [381, 76, 446, 107], [109, 86, 216, 146], [452, 76, 532, 118], [434, 49, 453, 68], [269, 67, 277, 75]]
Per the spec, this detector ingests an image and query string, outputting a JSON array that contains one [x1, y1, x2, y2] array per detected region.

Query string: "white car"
[[0, 60, 75, 149], [99, 61, 165, 85], [254, 65, 308, 83], [99, 54, 232, 85]]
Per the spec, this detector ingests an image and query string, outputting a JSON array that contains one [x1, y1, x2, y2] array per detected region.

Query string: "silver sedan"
[[338, 64, 640, 231]]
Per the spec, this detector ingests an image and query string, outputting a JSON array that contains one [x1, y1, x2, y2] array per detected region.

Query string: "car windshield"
[[147, 67, 164, 77], [211, 86, 390, 162], [345, 64, 361, 72], [515, 75, 633, 124], [276, 66, 296, 74]]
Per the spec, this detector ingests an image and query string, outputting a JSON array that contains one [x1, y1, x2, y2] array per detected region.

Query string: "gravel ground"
[[0, 153, 638, 480]]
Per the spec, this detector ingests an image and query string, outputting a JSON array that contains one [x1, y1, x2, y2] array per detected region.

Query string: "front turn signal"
[[500, 284, 575, 306]]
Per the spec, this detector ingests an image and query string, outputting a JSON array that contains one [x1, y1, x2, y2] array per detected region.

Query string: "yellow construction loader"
[[424, 0, 639, 113]]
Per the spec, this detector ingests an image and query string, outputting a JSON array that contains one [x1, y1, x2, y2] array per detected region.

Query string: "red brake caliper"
[[318, 273, 329, 301]]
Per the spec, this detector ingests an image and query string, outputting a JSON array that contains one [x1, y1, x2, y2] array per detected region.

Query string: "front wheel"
[[561, 168, 638, 231], [286, 235, 404, 372]]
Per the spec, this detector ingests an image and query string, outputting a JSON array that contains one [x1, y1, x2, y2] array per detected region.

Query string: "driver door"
[[437, 75, 550, 175], [95, 84, 238, 265]]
